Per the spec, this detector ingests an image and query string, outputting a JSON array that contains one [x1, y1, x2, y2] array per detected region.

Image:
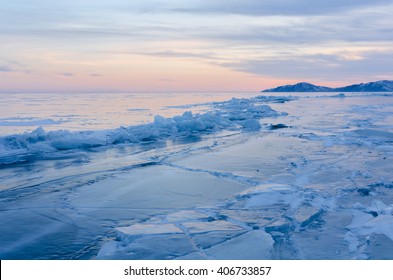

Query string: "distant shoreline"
[[262, 80, 393, 92]]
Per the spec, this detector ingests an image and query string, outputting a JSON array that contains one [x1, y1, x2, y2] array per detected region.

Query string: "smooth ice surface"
[[1, 91, 393, 259], [203, 231, 274, 260], [117, 223, 183, 235]]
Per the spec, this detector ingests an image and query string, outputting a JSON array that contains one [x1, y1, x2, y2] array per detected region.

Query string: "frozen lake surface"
[[0, 92, 393, 259]]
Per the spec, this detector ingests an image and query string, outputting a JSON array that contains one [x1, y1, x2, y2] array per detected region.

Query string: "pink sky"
[[1, 1, 392, 93]]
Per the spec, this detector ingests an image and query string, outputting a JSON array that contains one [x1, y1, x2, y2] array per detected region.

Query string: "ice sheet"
[[1, 92, 393, 259]]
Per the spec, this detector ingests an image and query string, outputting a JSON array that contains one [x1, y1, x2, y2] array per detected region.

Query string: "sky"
[[1, 0, 393, 93]]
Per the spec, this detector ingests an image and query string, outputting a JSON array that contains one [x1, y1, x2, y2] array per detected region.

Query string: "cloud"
[[223, 51, 393, 81], [0, 65, 13, 72], [171, 0, 393, 16], [2, 1, 392, 46], [185, 6, 393, 46], [136, 51, 218, 60], [60, 72, 74, 77]]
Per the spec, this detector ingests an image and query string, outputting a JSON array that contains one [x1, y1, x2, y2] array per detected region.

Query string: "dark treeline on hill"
[[262, 80, 393, 92]]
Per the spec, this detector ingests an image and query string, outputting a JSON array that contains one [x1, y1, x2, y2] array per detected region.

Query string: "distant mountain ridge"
[[262, 80, 393, 92]]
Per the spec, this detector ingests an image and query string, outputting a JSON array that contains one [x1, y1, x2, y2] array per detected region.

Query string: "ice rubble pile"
[[0, 96, 291, 165], [97, 182, 393, 260]]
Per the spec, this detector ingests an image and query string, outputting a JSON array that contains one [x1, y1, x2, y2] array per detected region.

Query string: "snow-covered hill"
[[262, 80, 393, 92]]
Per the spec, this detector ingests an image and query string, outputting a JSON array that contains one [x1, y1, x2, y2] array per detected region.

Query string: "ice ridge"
[[0, 96, 286, 165]]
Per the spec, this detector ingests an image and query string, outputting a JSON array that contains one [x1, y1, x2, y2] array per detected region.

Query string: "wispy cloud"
[[59, 72, 74, 77], [0, 65, 13, 72], [224, 51, 393, 81], [170, 0, 393, 16], [136, 51, 218, 60]]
